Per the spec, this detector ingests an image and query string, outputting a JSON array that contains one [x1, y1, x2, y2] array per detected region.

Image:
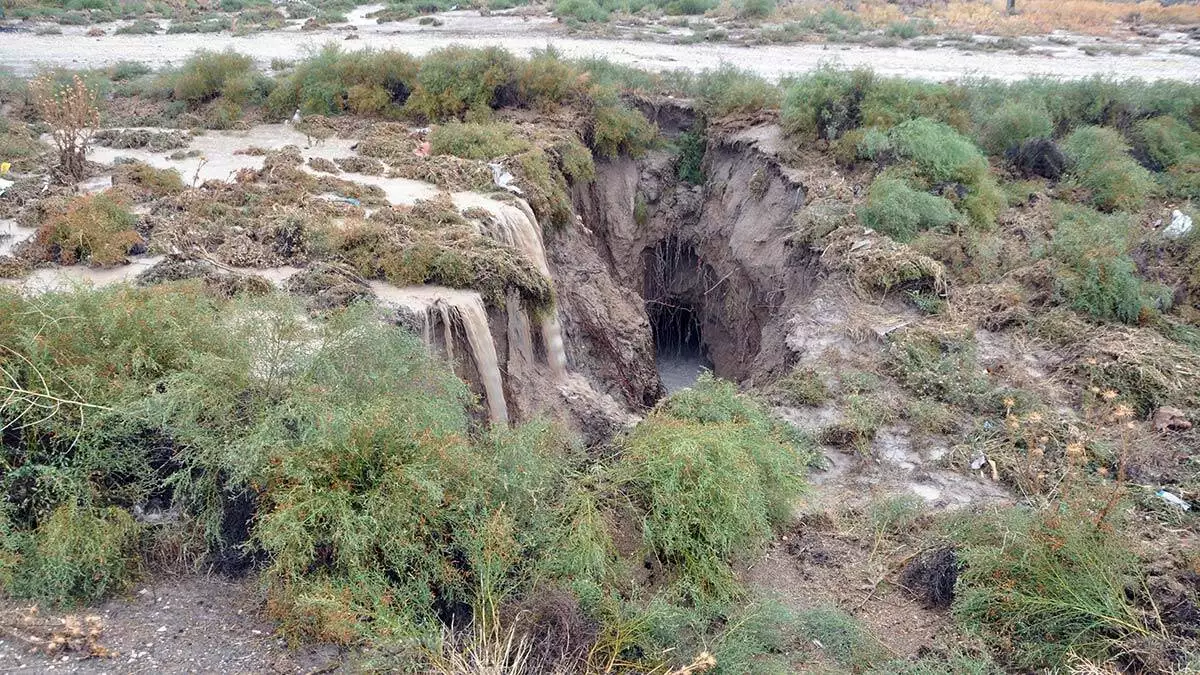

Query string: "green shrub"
[[860, 78, 969, 132], [1133, 115, 1200, 170], [166, 16, 232, 33], [953, 504, 1153, 668], [1061, 125, 1155, 211], [429, 121, 531, 159], [516, 47, 580, 110], [7, 503, 141, 606], [114, 18, 157, 34], [781, 67, 873, 140], [172, 49, 258, 104], [555, 0, 610, 22], [736, 0, 774, 18], [883, 18, 933, 39], [612, 376, 810, 608], [664, 0, 715, 13], [109, 60, 152, 81], [889, 117, 989, 186], [590, 99, 657, 159], [1048, 204, 1165, 323], [776, 367, 829, 405], [795, 607, 886, 668], [886, 118, 1003, 227], [794, 7, 862, 34], [407, 46, 518, 120], [695, 65, 779, 118], [676, 129, 705, 184], [979, 100, 1053, 155], [267, 45, 418, 117], [34, 192, 142, 267], [859, 175, 962, 242]]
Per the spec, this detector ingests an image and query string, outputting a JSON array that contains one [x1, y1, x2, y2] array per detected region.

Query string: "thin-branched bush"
[[781, 66, 873, 141], [694, 65, 779, 119], [610, 375, 810, 609], [859, 174, 962, 242], [406, 46, 518, 120], [952, 503, 1156, 668], [1061, 125, 1155, 212], [171, 49, 265, 104], [978, 100, 1054, 155], [33, 191, 142, 266], [1047, 204, 1167, 323], [266, 45, 417, 117]]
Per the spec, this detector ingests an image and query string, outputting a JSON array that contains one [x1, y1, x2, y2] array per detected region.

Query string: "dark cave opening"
[[644, 238, 714, 392]]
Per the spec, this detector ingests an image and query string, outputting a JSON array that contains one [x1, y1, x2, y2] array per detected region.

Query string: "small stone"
[[157, 626, 167, 633]]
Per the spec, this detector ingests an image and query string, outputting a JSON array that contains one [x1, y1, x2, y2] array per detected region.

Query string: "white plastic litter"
[[1163, 209, 1193, 239], [488, 162, 523, 196], [0, 178, 12, 196], [1157, 490, 1191, 511]]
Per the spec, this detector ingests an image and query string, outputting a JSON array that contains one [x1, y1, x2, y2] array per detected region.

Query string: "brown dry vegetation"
[[773, 0, 1198, 36]]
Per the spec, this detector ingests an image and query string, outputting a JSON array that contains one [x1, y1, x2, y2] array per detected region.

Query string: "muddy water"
[[0, 220, 36, 258], [657, 354, 709, 393], [456, 192, 568, 379], [368, 282, 509, 424], [2, 9, 1197, 82]]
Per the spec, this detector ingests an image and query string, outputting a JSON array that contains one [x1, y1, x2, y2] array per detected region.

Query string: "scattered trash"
[[1157, 490, 1191, 511], [331, 195, 361, 207], [970, 453, 988, 470], [1163, 209, 1193, 239], [413, 140, 431, 157], [0, 178, 11, 197], [488, 162, 523, 195]]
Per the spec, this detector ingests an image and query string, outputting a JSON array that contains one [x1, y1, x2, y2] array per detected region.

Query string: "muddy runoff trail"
[[1, 5, 1198, 81]]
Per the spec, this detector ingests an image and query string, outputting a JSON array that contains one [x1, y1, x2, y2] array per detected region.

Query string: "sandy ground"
[[0, 576, 345, 674], [1, 6, 1198, 81]]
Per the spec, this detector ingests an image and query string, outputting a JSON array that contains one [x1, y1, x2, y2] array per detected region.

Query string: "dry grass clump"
[[32, 191, 142, 267], [358, 122, 494, 191], [331, 195, 554, 309], [333, 155, 386, 175], [1070, 324, 1200, 416], [114, 162, 185, 199], [0, 606, 113, 658], [819, 223, 948, 296]]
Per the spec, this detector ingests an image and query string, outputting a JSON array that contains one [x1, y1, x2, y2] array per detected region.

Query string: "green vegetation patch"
[[612, 376, 811, 608], [1047, 204, 1168, 324], [952, 504, 1154, 669], [1061, 125, 1155, 212]]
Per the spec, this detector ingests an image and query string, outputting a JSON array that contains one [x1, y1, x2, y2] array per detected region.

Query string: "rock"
[[1152, 406, 1192, 432], [1163, 209, 1194, 239]]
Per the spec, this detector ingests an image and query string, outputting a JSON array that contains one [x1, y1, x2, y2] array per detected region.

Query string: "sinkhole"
[[644, 237, 714, 393]]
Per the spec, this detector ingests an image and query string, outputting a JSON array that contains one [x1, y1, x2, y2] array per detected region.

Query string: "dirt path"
[[1, 7, 1197, 81], [0, 576, 344, 674]]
